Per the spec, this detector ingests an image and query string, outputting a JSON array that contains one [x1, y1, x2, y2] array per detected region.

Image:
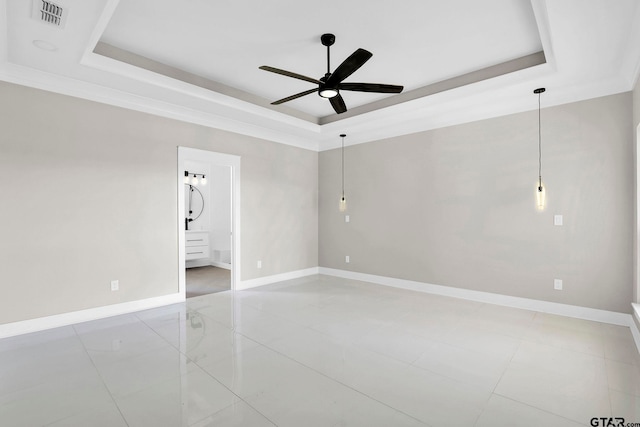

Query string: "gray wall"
[[319, 93, 633, 314], [0, 81, 318, 325]]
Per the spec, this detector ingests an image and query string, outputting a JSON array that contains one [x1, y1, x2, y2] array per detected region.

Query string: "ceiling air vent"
[[32, 0, 67, 28]]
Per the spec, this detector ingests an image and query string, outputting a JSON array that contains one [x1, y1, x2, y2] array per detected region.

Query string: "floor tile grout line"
[[188, 368, 280, 427], [194, 331, 428, 426], [603, 348, 616, 419], [133, 305, 281, 426], [70, 323, 132, 427], [229, 328, 435, 426], [466, 335, 526, 427], [490, 392, 593, 426]]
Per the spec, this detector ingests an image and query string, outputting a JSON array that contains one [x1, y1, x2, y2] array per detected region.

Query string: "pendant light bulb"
[[534, 88, 546, 211], [191, 174, 198, 185], [536, 180, 546, 211], [200, 175, 207, 185]]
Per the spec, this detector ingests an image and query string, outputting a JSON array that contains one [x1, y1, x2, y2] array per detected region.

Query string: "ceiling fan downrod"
[[321, 33, 335, 77]]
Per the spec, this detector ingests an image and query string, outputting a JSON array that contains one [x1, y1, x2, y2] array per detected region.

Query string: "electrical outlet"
[[345, 255, 350, 263], [554, 279, 563, 290], [110, 280, 119, 291], [257, 260, 262, 269], [345, 215, 350, 223], [554, 215, 563, 226]]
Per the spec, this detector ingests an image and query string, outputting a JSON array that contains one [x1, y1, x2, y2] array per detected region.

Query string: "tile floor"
[[1, 275, 639, 426]]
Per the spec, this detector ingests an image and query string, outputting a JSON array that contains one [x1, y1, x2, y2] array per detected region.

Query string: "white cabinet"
[[185, 231, 210, 261]]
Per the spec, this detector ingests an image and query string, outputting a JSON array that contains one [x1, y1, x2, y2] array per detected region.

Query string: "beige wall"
[[319, 93, 633, 313], [1, 78, 634, 324], [0, 81, 318, 324]]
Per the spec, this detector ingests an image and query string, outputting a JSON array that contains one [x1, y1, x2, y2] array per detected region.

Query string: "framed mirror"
[[185, 184, 204, 230]]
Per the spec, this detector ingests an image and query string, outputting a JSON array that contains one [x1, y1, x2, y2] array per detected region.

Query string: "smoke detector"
[[32, 0, 67, 28]]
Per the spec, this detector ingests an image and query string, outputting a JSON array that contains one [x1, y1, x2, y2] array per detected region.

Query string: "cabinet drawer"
[[186, 246, 210, 260], [186, 233, 209, 247]]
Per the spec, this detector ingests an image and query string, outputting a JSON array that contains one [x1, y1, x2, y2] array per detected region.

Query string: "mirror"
[[185, 184, 204, 230]]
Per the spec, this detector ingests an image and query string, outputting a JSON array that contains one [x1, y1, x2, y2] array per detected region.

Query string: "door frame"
[[178, 146, 241, 294]]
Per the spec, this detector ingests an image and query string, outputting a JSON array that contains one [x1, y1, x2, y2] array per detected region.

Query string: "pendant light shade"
[[536, 181, 546, 211], [534, 88, 546, 211], [339, 134, 347, 212], [339, 196, 347, 212]]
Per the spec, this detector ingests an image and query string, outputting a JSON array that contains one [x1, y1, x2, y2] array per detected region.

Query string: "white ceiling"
[[99, 0, 543, 118], [0, 0, 639, 151]]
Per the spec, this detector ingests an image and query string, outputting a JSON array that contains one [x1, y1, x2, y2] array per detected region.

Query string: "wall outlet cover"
[[554, 279, 563, 290]]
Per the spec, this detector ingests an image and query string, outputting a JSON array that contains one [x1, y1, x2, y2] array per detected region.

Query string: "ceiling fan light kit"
[[319, 88, 339, 99], [260, 33, 404, 114]]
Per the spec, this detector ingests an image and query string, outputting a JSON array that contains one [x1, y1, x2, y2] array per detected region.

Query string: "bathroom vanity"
[[185, 231, 210, 261]]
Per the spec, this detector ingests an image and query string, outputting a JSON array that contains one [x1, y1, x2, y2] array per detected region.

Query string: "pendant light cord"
[[341, 135, 345, 198], [538, 91, 542, 188]]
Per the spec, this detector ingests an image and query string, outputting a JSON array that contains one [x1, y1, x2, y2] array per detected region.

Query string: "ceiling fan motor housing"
[[259, 32, 403, 113]]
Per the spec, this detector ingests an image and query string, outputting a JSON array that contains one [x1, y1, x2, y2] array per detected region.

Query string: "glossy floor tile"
[[0, 274, 638, 426]]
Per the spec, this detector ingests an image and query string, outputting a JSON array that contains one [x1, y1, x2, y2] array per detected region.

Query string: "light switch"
[[554, 215, 563, 226], [345, 215, 350, 223], [554, 279, 563, 290], [345, 255, 350, 263]]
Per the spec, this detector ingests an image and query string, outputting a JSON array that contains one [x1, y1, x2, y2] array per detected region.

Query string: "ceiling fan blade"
[[338, 83, 404, 93], [271, 88, 319, 105], [326, 48, 373, 86], [329, 94, 347, 114], [259, 66, 321, 84]]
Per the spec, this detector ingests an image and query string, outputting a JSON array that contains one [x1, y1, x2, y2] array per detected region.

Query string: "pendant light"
[[534, 88, 546, 211], [339, 133, 347, 212]]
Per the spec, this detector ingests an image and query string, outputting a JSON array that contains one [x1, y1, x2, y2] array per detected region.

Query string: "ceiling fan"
[[259, 33, 404, 114]]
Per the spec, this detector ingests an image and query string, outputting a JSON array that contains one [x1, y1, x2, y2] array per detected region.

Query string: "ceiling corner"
[[529, 0, 555, 70]]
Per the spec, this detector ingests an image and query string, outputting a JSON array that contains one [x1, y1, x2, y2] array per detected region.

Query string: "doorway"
[[178, 147, 241, 297]]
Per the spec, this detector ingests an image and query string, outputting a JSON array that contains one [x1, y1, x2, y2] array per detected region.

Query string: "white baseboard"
[[632, 304, 640, 355], [319, 267, 632, 327], [185, 260, 231, 270], [3, 266, 636, 352], [237, 267, 320, 291], [210, 261, 232, 270], [0, 293, 185, 339], [185, 259, 211, 269]]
